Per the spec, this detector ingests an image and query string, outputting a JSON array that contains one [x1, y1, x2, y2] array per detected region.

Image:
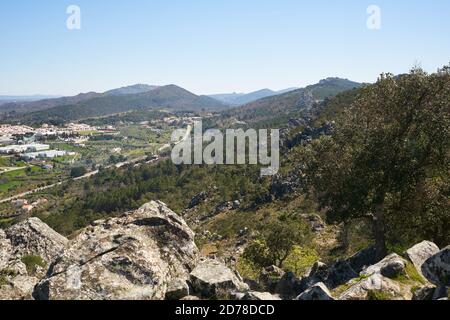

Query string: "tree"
[[70, 166, 87, 178], [302, 68, 450, 259], [243, 216, 311, 268]]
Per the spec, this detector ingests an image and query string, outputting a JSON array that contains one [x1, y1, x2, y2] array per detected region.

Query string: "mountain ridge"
[[211, 77, 364, 128], [209, 87, 299, 106], [4, 84, 227, 124]]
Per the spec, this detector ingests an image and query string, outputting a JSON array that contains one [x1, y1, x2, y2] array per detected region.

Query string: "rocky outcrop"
[[4, 218, 68, 263], [412, 284, 436, 300], [214, 201, 239, 214], [299, 214, 325, 233], [361, 254, 407, 278], [274, 272, 302, 299], [296, 282, 334, 300], [0, 218, 68, 300], [299, 246, 380, 292], [269, 175, 297, 199], [1, 206, 449, 301], [422, 246, 450, 286], [190, 259, 249, 298], [243, 291, 281, 300], [339, 273, 411, 300], [0, 275, 39, 300], [188, 191, 208, 209], [299, 260, 358, 291], [33, 201, 199, 300], [165, 279, 190, 300], [296, 90, 315, 109], [325, 260, 359, 288], [431, 286, 449, 300], [405, 241, 440, 278]]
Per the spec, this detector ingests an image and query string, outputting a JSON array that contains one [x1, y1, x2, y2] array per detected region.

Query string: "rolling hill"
[[0, 84, 162, 116], [3, 85, 227, 124], [210, 78, 363, 128]]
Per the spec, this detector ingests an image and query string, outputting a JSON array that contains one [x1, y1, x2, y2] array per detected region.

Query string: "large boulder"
[[0, 218, 69, 300], [33, 201, 199, 300], [299, 247, 379, 291], [325, 260, 359, 288], [190, 259, 249, 298], [432, 286, 449, 300], [274, 272, 302, 299], [345, 246, 379, 273], [296, 282, 334, 300], [165, 279, 190, 300], [361, 253, 407, 279], [243, 291, 281, 301], [405, 241, 440, 278], [298, 261, 328, 292], [0, 275, 39, 300], [4, 218, 68, 263], [308, 261, 328, 279], [339, 273, 411, 300], [421, 246, 450, 286], [412, 284, 436, 301]]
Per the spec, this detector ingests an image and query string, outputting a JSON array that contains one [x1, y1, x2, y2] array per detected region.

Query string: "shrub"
[[284, 246, 319, 277], [21, 255, 46, 275], [236, 257, 260, 281], [367, 290, 394, 300], [243, 216, 312, 269], [70, 166, 87, 178]]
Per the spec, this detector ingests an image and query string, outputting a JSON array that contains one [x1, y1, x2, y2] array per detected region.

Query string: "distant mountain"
[[209, 88, 298, 106], [0, 85, 161, 115], [0, 92, 104, 115], [213, 78, 363, 127], [9, 85, 227, 124], [105, 84, 159, 96], [0, 95, 62, 104], [276, 87, 299, 95]]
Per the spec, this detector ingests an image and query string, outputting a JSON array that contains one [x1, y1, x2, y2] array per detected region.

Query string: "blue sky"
[[1, 0, 449, 96]]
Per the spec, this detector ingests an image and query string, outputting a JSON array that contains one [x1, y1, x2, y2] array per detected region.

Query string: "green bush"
[[236, 257, 260, 281], [284, 246, 319, 277], [367, 290, 394, 300], [70, 166, 87, 178], [243, 216, 312, 269], [21, 255, 46, 275]]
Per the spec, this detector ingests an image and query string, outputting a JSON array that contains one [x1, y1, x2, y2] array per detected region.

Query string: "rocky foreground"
[[0, 201, 448, 300]]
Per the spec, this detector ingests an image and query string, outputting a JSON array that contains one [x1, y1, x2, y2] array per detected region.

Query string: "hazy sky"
[[1, 0, 449, 96]]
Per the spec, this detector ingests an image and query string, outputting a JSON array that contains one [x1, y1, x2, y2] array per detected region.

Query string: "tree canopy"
[[302, 68, 450, 258]]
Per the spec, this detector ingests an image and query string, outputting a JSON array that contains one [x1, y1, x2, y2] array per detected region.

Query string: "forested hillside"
[[3, 85, 226, 125], [208, 78, 363, 129]]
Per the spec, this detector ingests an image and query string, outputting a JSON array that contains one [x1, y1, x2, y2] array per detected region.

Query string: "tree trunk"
[[373, 196, 388, 260], [340, 221, 350, 252]]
